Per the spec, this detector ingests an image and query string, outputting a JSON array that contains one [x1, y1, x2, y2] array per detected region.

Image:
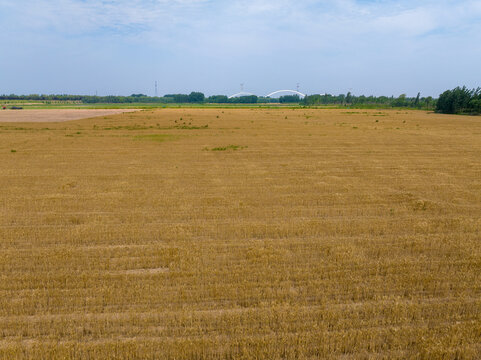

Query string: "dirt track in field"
[[0, 109, 139, 123]]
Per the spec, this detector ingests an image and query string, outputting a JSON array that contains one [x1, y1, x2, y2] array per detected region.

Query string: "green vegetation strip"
[[133, 134, 177, 142], [207, 145, 247, 151]]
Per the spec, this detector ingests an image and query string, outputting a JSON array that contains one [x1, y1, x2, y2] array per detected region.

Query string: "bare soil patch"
[[0, 109, 139, 123]]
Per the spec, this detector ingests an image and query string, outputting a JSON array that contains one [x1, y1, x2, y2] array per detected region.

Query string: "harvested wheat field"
[[0, 108, 480, 359]]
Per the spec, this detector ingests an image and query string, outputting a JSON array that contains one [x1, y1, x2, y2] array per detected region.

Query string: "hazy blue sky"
[[1, 0, 480, 97]]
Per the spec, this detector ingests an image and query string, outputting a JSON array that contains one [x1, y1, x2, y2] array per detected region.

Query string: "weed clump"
[[134, 134, 177, 142], [206, 145, 247, 151], [174, 125, 208, 130]]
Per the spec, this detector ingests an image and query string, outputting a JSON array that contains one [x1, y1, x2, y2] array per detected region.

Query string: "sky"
[[0, 0, 480, 97]]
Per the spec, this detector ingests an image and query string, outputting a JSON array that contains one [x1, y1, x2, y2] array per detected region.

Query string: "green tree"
[[414, 92, 420, 107], [393, 94, 407, 107], [172, 94, 190, 103], [229, 95, 258, 103], [345, 92, 352, 104], [207, 95, 228, 103], [188, 92, 205, 103], [436, 86, 472, 114], [279, 95, 300, 103]]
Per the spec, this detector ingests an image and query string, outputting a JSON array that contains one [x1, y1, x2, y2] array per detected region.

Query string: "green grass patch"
[[134, 134, 177, 142], [174, 124, 208, 130], [207, 145, 247, 151], [102, 125, 152, 131]]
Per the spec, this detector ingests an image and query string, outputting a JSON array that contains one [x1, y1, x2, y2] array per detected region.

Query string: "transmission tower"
[[155, 81, 158, 97]]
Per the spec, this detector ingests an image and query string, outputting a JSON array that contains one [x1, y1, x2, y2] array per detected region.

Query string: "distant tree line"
[[164, 92, 205, 103], [2, 87, 479, 114], [0, 92, 327, 104], [0, 92, 262, 104], [204, 95, 258, 103], [302, 92, 435, 109], [279, 95, 301, 103], [436, 86, 481, 114], [0, 91, 434, 107], [0, 93, 175, 103]]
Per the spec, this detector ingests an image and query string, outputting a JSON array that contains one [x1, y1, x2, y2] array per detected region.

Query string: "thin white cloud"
[[2, 0, 480, 41], [0, 0, 480, 95], [1, 0, 210, 35]]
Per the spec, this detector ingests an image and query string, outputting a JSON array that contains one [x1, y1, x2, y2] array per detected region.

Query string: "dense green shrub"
[[436, 86, 481, 114]]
